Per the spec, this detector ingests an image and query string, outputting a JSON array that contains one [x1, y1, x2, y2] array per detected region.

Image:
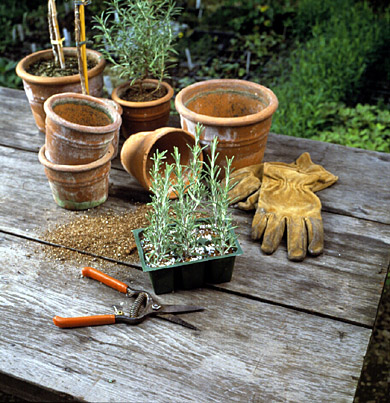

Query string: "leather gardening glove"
[[227, 154, 331, 210], [228, 164, 264, 206], [251, 153, 338, 261]]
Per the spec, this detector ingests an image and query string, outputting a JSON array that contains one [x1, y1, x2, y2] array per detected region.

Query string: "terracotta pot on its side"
[[16, 47, 106, 133], [112, 79, 174, 139], [38, 144, 113, 210], [175, 79, 278, 173], [44, 93, 122, 165], [120, 127, 202, 199]]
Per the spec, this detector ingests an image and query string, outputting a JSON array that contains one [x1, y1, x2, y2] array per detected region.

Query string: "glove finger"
[[287, 217, 307, 262], [306, 217, 324, 256], [261, 214, 285, 254], [228, 176, 261, 204], [237, 189, 260, 210], [294, 153, 338, 192], [251, 209, 267, 240]]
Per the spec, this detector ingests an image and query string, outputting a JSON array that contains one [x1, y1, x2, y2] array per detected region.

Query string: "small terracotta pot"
[[16, 47, 106, 133], [44, 93, 122, 165], [111, 79, 174, 138], [175, 79, 278, 173], [38, 144, 113, 210], [120, 127, 202, 199]]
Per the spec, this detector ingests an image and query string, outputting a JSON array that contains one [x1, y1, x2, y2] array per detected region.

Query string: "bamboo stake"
[[48, 0, 65, 68], [74, 0, 89, 94], [74, 4, 87, 95], [79, 3, 89, 94], [48, 0, 58, 65]]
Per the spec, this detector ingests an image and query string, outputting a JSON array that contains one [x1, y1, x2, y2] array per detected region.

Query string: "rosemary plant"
[[142, 123, 237, 267], [170, 146, 198, 258], [93, 0, 179, 93], [186, 123, 206, 208], [205, 137, 237, 255], [170, 127, 205, 259], [143, 150, 174, 266]]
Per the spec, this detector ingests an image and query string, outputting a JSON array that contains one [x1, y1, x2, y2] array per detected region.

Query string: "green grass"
[[271, 0, 390, 151]]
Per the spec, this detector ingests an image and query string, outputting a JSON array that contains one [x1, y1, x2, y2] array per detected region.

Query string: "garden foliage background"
[[1, 0, 389, 152]]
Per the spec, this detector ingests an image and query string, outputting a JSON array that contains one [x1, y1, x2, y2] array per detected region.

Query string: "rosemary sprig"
[[143, 149, 173, 266], [205, 137, 237, 255]]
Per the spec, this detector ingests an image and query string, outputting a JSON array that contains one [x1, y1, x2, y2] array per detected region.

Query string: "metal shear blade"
[[53, 267, 204, 330], [150, 304, 204, 331]]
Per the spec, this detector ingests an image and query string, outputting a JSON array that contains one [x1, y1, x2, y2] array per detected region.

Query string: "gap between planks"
[[0, 227, 374, 331]]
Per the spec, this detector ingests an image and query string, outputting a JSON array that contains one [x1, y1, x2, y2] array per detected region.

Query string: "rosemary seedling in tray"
[[141, 123, 238, 268]]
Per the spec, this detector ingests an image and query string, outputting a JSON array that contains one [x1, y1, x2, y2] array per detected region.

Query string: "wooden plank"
[[0, 145, 388, 327], [0, 232, 370, 402], [264, 134, 390, 224], [0, 87, 43, 153], [228, 209, 390, 327], [1, 87, 389, 224]]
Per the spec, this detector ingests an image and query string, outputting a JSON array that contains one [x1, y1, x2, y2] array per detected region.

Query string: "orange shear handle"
[[82, 266, 128, 294], [53, 315, 116, 328]]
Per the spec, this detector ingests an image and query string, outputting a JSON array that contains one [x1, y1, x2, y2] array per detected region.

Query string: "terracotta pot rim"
[[120, 127, 201, 197], [111, 79, 174, 108], [16, 47, 106, 85], [39, 144, 114, 173], [142, 127, 200, 189], [44, 92, 121, 134], [175, 79, 278, 127]]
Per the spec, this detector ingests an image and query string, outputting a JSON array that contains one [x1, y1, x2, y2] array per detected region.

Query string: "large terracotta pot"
[[16, 47, 106, 133], [175, 79, 278, 172], [44, 92, 121, 165], [38, 144, 113, 210], [120, 127, 202, 199], [111, 79, 174, 139]]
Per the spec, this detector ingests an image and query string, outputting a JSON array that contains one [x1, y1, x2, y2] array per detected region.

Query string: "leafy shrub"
[[312, 103, 390, 152], [293, 0, 352, 39], [0, 58, 22, 89], [271, 0, 390, 147]]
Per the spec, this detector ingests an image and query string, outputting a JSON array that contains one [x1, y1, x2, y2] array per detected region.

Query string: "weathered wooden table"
[[1, 86, 389, 402]]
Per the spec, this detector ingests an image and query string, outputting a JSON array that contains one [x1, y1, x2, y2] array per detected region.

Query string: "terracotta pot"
[[38, 144, 113, 210], [16, 47, 106, 133], [175, 79, 278, 173], [120, 127, 202, 199], [44, 93, 122, 165], [99, 98, 123, 159], [111, 79, 174, 138]]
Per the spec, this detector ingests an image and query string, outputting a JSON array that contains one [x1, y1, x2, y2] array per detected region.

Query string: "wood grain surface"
[[1, 86, 389, 402], [0, 233, 370, 402]]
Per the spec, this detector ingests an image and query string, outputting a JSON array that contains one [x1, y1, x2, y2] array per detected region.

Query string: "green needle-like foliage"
[[143, 149, 174, 264], [93, 0, 179, 89], [143, 123, 237, 267], [205, 137, 236, 255]]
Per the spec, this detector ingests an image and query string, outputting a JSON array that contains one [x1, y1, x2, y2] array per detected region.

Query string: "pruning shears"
[[53, 267, 204, 331]]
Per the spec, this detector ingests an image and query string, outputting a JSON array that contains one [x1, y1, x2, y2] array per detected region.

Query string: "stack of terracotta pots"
[[38, 92, 122, 210], [16, 48, 106, 134]]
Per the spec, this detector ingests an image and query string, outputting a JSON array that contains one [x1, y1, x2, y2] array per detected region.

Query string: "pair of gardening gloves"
[[228, 153, 338, 261]]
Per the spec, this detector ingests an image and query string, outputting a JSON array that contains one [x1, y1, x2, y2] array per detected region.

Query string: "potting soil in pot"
[[53, 103, 113, 126], [121, 84, 168, 102], [26, 56, 97, 77], [39, 205, 151, 265]]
